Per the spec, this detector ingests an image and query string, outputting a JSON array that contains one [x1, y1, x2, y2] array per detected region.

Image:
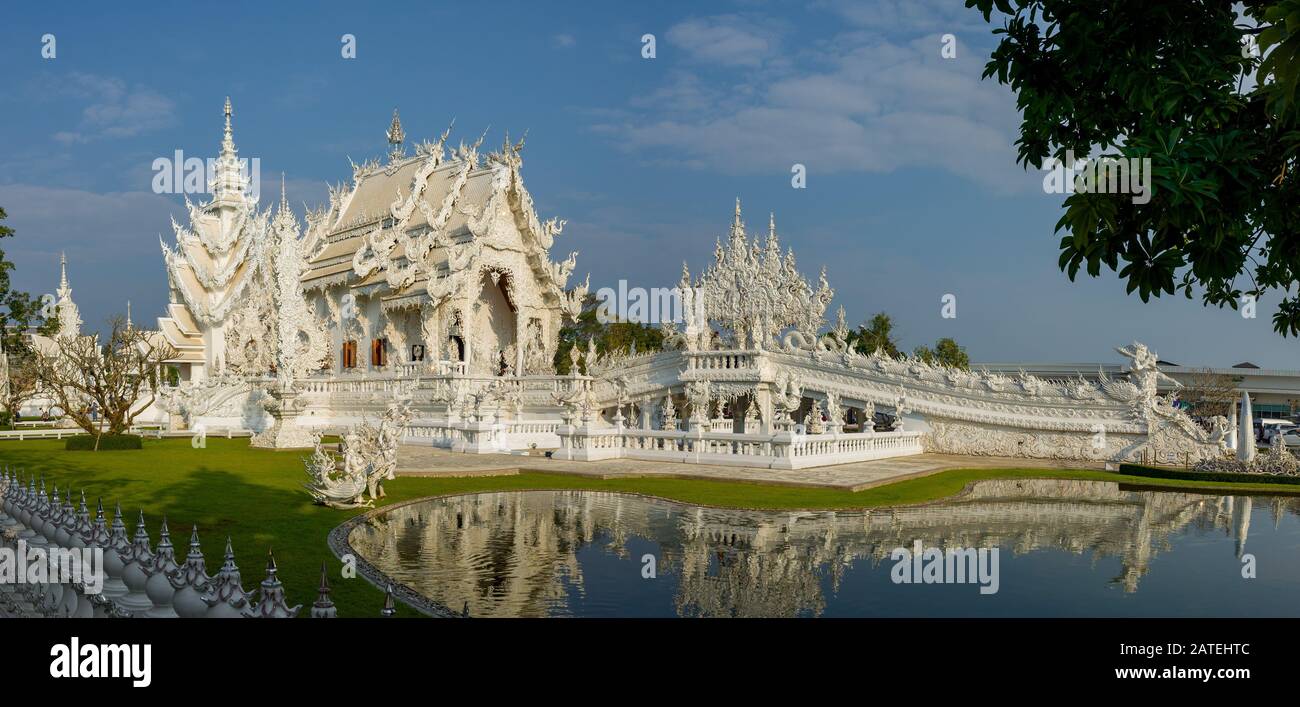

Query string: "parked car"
[[1258, 419, 1296, 444]]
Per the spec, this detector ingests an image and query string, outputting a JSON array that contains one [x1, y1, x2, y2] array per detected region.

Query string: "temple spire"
[[55, 252, 81, 339], [221, 96, 235, 156], [386, 108, 405, 162], [276, 173, 290, 218], [125, 300, 132, 330], [212, 96, 244, 203], [729, 197, 745, 242]]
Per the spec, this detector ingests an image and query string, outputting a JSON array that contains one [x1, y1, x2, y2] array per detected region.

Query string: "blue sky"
[[0, 0, 1293, 368]]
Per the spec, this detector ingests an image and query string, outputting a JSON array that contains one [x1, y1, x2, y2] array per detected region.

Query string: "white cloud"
[[51, 73, 176, 144], [600, 31, 1034, 192], [0, 183, 185, 331], [666, 15, 780, 67], [552, 33, 577, 48]]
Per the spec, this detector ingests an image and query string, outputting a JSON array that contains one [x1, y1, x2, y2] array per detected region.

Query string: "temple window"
[[342, 340, 358, 369], [411, 344, 425, 362], [371, 338, 388, 367]]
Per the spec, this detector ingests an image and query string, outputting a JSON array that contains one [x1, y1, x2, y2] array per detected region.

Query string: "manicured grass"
[[1, 438, 1295, 617]]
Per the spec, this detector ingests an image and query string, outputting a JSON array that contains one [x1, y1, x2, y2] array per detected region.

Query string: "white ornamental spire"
[[222, 96, 235, 155], [212, 96, 244, 202], [276, 173, 290, 219], [55, 252, 81, 339], [729, 197, 747, 245]]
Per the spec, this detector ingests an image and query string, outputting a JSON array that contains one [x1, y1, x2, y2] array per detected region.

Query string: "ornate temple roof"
[[300, 115, 579, 311]]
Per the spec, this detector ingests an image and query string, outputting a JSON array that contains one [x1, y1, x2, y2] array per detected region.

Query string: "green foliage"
[[0, 206, 59, 355], [845, 313, 968, 368], [846, 312, 901, 357], [912, 337, 971, 370], [164, 365, 181, 387], [554, 294, 664, 374], [967, 1, 1300, 336], [65, 434, 144, 451]]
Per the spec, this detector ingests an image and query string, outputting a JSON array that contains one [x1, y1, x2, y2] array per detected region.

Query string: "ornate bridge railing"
[[552, 424, 922, 469], [403, 419, 564, 453]]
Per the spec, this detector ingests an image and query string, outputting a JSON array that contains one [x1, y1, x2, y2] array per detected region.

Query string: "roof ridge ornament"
[[386, 108, 405, 162]]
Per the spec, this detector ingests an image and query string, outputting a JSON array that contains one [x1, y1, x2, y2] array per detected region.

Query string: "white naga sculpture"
[[303, 391, 414, 509]]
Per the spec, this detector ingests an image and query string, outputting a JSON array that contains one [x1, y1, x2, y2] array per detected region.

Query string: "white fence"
[[403, 418, 563, 453], [0, 427, 253, 442], [552, 425, 923, 469]]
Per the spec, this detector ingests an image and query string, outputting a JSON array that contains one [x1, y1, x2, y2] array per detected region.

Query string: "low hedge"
[[65, 434, 144, 451], [1118, 463, 1300, 486]]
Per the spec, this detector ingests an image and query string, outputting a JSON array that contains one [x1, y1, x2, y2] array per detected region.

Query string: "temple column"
[[421, 303, 440, 373], [514, 308, 526, 376], [754, 383, 774, 434]]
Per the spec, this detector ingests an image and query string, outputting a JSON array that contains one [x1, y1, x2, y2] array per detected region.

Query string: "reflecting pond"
[[346, 479, 1300, 617]]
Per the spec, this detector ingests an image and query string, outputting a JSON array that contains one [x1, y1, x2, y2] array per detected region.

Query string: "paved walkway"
[[396, 446, 1104, 492]]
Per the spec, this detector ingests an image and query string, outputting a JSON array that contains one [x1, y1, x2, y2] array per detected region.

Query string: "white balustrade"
[[403, 418, 564, 453], [553, 425, 923, 469]]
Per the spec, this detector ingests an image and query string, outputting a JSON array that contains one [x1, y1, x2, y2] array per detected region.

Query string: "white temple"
[[142, 100, 1228, 468]]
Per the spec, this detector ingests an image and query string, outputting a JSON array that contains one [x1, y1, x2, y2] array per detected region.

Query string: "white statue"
[[303, 391, 413, 508]]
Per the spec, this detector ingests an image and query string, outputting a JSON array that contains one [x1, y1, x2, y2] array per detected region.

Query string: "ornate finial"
[[221, 96, 235, 155], [311, 562, 336, 618], [125, 300, 132, 330], [768, 212, 776, 239], [730, 197, 745, 240], [60, 251, 68, 289], [386, 108, 405, 161], [243, 549, 301, 618], [381, 584, 398, 617], [169, 524, 212, 618], [221, 536, 236, 570]]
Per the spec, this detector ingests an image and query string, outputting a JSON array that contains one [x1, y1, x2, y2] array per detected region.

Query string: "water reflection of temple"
[[346, 481, 1300, 617]]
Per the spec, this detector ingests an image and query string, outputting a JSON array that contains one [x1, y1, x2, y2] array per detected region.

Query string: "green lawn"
[[0, 437, 1294, 617]]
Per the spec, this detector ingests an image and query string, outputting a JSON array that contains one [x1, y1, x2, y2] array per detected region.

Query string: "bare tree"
[[1, 355, 40, 424], [32, 317, 176, 450], [1178, 368, 1238, 419]]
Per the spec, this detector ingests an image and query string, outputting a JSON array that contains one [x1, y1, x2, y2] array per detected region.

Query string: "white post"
[[1237, 391, 1255, 463], [1227, 403, 1238, 451]]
